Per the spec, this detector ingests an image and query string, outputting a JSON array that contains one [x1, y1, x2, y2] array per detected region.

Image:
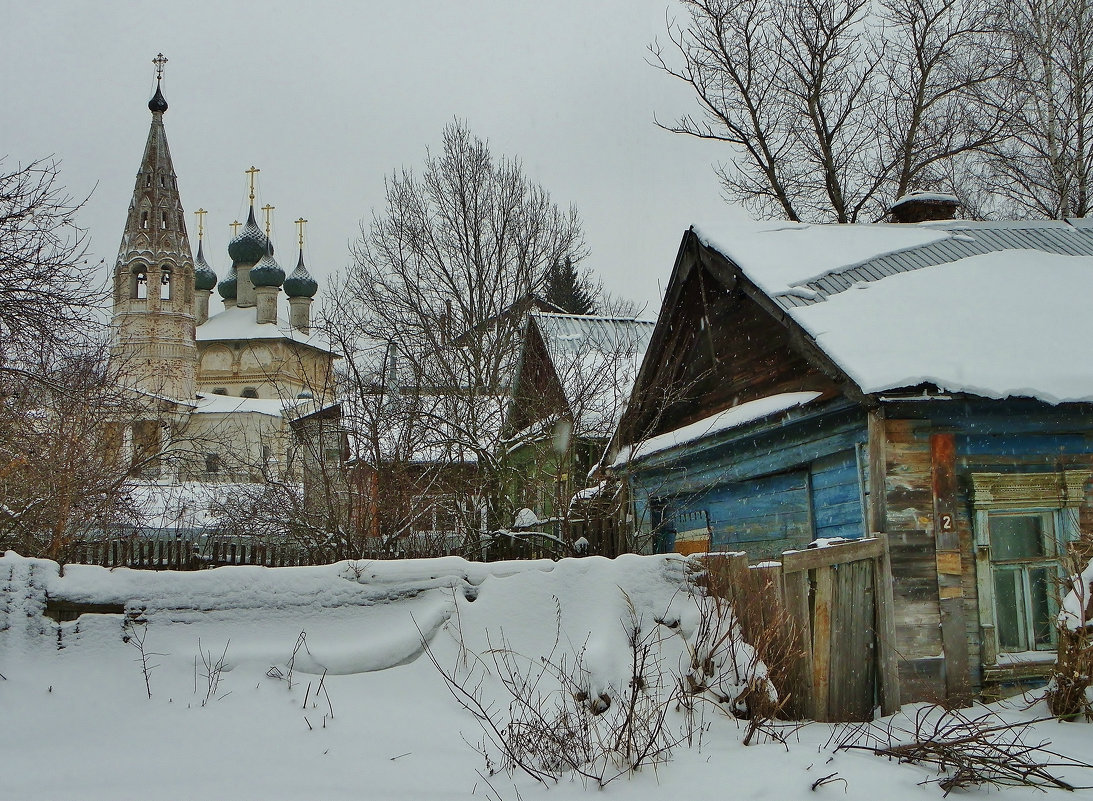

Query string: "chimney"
[[889, 191, 960, 223]]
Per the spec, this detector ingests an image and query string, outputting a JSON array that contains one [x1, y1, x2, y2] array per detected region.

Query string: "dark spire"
[[148, 82, 168, 113], [148, 53, 169, 113]]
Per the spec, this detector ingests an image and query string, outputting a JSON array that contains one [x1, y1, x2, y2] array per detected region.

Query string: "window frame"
[[971, 471, 1088, 665]]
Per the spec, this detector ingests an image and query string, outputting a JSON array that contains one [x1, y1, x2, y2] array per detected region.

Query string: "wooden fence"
[[705, 534, 899, 722], [64, 539, 328, 570]]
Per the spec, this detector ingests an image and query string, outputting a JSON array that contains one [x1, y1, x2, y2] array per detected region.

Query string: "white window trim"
[[972, 471, 1088, 666]]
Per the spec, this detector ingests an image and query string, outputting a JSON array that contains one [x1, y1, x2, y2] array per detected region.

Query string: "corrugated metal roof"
[[532, 312, 656, 351], [531, 312, 656, 437], [777, 220, 1093, 310]]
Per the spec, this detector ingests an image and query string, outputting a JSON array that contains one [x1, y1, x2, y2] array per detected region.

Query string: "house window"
[[986, 511, 1058, 652], [241, 387, 259, 398], [972, 471, 1089, 661], [205, 453, 220, 474]]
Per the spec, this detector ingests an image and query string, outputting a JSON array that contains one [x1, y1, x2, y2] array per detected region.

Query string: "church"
[[109, 58, 341, 534]]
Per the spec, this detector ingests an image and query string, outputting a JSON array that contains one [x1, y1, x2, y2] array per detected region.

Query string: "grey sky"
[[3, 1, 746, 316]]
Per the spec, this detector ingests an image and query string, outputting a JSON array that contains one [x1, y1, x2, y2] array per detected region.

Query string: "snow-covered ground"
[[1, 551, 1090, 800]]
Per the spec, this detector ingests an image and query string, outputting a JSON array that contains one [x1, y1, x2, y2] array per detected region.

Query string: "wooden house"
[[610, 213, 1093, 704], [505, 312, 654, 552]]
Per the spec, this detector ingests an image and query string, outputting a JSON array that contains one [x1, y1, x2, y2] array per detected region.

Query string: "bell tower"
[[111, 53, 197, 402]]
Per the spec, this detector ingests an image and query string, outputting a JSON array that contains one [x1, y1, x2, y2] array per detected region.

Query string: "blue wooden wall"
[[630, 402, 868, 558]]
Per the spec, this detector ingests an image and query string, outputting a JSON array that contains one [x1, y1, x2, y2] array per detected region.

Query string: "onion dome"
[[284, 249, 319, 298], [250, 242, 285, 287], [217, 265, 238, 299], [194, 241, 218, 291], [148, 82, 168, 113], [227, 206, 270, 265]]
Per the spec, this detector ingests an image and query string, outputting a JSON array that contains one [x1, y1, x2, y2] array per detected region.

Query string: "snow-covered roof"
[[612, 391, 822, 467], [197, 304, 336, 355], [889, 191, 959, 209], [693, 220, 1093, 404], [532, 312, 656, 437], [193, 393, 309, 418], [126, 480, 276, 531]]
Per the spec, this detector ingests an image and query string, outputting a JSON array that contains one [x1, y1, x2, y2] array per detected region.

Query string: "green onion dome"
[[227, 206, 270, 265], [194, 241, 218, 291], [250, 243, 285, 288], [217, 265, 238, 299], [284, 249, 318, 298]]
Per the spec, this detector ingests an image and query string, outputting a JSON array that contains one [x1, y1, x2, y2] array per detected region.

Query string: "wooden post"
[[780, 568, 814, 718], [811, 564, 834, 721], [931, 433, 971, 706], [873, 533, 901, 715]]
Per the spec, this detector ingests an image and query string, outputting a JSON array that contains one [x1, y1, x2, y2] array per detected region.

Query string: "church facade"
[[109, 70, 340, 530]]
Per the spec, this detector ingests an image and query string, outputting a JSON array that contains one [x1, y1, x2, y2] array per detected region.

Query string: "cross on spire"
[[153, 53, 168, 81], [230, 220, 241, 236], [194, 208, 207, 240], [245, 166, 260, 204], [262, 204, 275, 237], [295, 218, 308, 249]]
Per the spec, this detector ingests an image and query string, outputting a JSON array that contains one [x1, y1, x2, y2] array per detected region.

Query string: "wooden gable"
[[619, 231, 847, 447], [506, 317, 569, 438]]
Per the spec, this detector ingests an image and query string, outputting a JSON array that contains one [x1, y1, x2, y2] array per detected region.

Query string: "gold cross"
[[194, 208, 207, 240], [295, 217, 308, 249], [245, 166, 260, 203], [230, 220, 241, 236], [261, 204, 275, 237], [153, 53, 168, 81]]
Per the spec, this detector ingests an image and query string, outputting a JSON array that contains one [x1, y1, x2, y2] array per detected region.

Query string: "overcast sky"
[[3, 1, 748, 317]]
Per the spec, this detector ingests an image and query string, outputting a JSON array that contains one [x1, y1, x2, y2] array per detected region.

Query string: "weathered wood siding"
[[879, 401, 1093, 702], [622, 259, 840, 443]]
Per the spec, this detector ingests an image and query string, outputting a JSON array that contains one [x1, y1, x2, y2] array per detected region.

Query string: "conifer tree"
[[544, 256, 597, 315]]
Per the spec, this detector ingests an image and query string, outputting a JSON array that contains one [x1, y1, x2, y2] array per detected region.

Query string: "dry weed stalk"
[[835, 705, 1093, 794], [1048, 554, 1093, 721], [123, 614, 162, 700], [420, 596, 690, 788], [197, 638, 230, 706]]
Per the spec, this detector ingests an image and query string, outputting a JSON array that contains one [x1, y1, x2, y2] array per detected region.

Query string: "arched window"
[[159, 267, 172, 300], [161, 211, 168, 230], [131, 266, 148, 299], [140, 211, 149, 230], [145, 174, 152, 187], [241, 387, 259, 399], [212, 387, 228, 396]]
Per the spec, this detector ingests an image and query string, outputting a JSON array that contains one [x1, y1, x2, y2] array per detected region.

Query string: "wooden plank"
[[848, 560, 876, 721], [931, 433, 971, 707], [827, 564, 851, 720], [782, 538, 883, 574], [873, 534, 901, 715], [811, 564, 834, 721], [780, 568, 813, 718]]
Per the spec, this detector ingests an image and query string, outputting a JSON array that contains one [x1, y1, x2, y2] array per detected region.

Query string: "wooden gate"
[[705, 535, 899, 722]]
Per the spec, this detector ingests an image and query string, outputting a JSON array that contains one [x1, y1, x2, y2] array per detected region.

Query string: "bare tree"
[[651, 0, 1004, 222], [983, 0, 1093, 218], [339, 120, 587, 534], [0, 158, 105, 367], [0, 345, 153, 560]]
